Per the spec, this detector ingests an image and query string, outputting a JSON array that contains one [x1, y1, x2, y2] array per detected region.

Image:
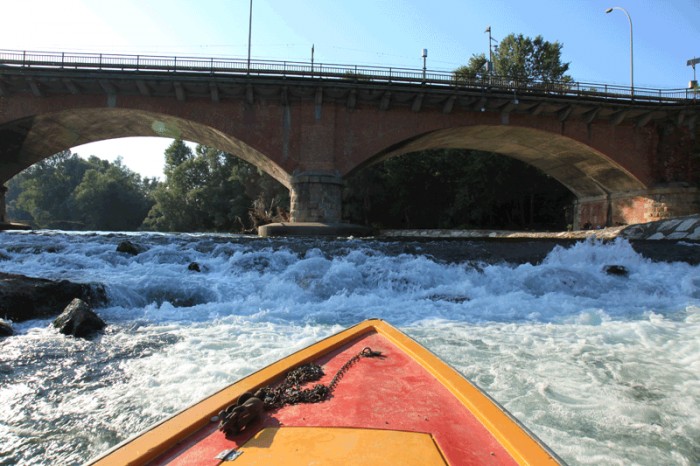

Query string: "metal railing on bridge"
[[0, 49, 697, 104]]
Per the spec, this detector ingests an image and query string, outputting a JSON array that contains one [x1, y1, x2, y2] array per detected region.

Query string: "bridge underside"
[[1, 109, 698, 231], [0, 108, 292, 188], [360, 125, 645, 199]]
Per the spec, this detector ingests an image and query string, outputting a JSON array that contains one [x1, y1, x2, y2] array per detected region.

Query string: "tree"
[[142, 140, 288, 232], [8, 151, 93, 228], [494, 34, 571, 84], [454, 33, 571, 84], [453, 54, 489, 81], [72, 158, 154, 230], [7, 151, 156, 230], [343, 150, 573, 230]]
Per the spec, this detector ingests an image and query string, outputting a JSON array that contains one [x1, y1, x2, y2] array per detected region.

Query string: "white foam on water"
[[1, 232, 699, 465]]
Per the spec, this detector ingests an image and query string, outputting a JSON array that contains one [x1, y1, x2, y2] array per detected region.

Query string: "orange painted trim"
[[370, 320, 561, 466], [87, 319, 561, 466], [87, 321, 377, 465]]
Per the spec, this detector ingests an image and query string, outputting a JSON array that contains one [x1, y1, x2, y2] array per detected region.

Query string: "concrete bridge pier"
[[575, 186, 700, 229], [258, 171, 371, 237], [289, 172, 344, 223]]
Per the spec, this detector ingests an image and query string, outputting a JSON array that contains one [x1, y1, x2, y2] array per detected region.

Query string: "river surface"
[[0, 231, 698, 466]]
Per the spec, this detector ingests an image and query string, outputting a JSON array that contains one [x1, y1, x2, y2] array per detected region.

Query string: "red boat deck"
[[151, 331, 520, 465]]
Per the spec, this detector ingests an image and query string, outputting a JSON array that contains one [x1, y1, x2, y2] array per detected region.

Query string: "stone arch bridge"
[[1, 50, 698, 231]]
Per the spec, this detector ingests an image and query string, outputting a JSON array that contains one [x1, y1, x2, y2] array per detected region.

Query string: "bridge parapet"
[[0, 49, 697, 103]]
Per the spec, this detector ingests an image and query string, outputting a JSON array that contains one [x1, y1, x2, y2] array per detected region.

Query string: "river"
[[0, 231, 698, 465]]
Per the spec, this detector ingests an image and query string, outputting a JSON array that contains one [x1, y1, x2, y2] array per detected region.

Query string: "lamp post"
[[689, 57, 700, 100], [247, 0, 253, 72], [484, 26, 496, 75], [422, 48, 427, 81], [605, 6, 633, 96]]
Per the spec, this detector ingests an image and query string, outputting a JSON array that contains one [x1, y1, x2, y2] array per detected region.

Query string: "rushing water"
[[0, 231, 698, 466]]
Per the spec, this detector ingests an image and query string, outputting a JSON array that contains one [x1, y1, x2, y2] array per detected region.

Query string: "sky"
[[2, 0, 698, 179]]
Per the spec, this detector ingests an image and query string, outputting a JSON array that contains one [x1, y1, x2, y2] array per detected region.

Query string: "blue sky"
[[2, 0, 698, 178]]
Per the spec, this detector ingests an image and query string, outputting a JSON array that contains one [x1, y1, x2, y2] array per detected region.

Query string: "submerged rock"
[[604, 265, 629, 277], [116, 240, 145, 256], [53, 298, 106, 338], [188, 262, 201, 272], [0, 272, 107, 322], [0, 319, 13, 337]]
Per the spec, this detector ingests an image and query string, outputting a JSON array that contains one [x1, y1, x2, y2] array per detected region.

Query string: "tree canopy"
[[142, 140, 288, 232], [7, 141, 289, 233], [7, 151, 155, 230], [454, 33, 571, 84]]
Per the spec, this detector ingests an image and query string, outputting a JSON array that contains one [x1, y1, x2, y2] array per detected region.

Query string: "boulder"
[[604, 265, 629, 277], [116, 240, 145, 256], [0, 272, 107, 322], [188, 262, 201, 272], [53, 298, 106, 338], [0, 319, 13, 337]]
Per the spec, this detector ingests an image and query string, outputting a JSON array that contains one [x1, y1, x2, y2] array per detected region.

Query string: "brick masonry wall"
[[576, 187, 700, 228]]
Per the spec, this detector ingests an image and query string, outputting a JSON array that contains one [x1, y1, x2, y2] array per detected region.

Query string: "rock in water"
[[188, 262, 201, 272], [116, 240, 145, 256], [0, 319, 13, 337], [0, 272, 107, 322], [53, 298, 106, 338], [603, 265, 629, 277]]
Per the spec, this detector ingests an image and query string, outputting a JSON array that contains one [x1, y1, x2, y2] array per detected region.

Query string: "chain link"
[[257, 347, 383, 410], [218, 347, 384, 435]]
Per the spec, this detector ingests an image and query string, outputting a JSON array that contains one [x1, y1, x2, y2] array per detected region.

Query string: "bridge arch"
[[1, 51, 698, 230], [347, 125, 646, 201], [0, 108, 292, 188]]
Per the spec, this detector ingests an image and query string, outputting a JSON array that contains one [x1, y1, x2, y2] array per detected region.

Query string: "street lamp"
[[606, 6, 633, 96], [422, 48, 427, 81], [484, 26, 497, 75], [247, 0, 253, 72]]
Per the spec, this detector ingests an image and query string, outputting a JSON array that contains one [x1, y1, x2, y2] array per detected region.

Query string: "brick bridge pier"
[[0, 51, 699, 234]]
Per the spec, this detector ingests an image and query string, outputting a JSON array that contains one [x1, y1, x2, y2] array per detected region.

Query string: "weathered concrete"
[[258, 222, 372, 237], [289, 172, 344, 223]]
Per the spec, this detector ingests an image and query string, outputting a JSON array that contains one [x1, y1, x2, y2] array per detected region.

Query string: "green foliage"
[[8, 140, 288, 233], [453, 54, 489, 82], [344, 150, 574, 230], [142, 140, 288, 232], [7, 151, 154, 230], [454, 33, 571, 84], [72, 158, 154, 231], [494, 34, 571, 83]]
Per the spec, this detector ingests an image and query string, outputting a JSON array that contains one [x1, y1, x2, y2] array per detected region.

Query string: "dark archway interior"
[[344, 149, 575, 230]]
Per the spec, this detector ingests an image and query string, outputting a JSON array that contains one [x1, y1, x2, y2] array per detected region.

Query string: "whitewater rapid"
[[0, 231, 698, 465]]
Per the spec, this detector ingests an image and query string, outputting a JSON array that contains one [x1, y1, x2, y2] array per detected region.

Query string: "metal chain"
[[218, 347, 384, 436], [257, 346, 383, 410]]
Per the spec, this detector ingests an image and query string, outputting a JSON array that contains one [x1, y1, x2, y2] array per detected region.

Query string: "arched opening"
[[0, 108, 292, 188], [6, 142, 290, 232], [343, 149, 574, 230], [1, 108, 294, 231], [343, 125, 647, 231]]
